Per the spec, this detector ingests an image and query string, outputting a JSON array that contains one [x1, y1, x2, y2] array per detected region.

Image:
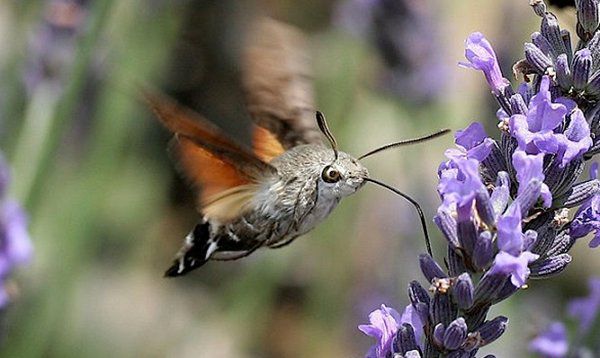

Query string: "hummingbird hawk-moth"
[[146, 18, 449, 277]]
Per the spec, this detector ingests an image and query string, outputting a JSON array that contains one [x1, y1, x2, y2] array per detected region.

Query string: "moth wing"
[[146, 92, 278, 220], [242, 18, 322, 150]]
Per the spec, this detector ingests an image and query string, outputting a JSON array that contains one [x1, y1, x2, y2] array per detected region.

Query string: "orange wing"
[[252, 126, 285, 162], [145, 92, 279, 218]]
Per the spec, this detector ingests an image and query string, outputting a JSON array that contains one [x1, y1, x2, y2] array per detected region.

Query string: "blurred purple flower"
[[529, 322, 568, 358], [459, 32, 510, 95], [489, 251, 539, 287], [0, 156, 33, 308], [567, 278, 600, 333]]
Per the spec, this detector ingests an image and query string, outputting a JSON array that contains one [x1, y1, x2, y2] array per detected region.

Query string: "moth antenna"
[[363, 177, 433, 258], [358, 128, 451, 160], [316, 111, 339, 160]]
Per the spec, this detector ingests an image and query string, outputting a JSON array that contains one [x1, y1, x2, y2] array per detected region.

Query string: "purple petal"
[[497, 203, 524, 255], [490, 251, 539, 287], [359, 304, 402, 357], [459, 32, 510, 94], [555, 108, 592, 167], [512, 150, 552, 207]]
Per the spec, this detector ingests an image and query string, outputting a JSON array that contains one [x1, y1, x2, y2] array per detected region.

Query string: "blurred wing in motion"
[[242, 18, 322, 151], [145, 92, 278, 220]]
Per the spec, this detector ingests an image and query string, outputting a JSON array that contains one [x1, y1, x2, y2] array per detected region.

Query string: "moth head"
[[315, 112, 368, 197]]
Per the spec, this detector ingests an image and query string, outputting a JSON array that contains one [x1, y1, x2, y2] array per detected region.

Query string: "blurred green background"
[[0, 0, 597, 357]]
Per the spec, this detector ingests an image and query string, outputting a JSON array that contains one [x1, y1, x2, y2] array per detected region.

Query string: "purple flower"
[[570, 164, 600, 247], [528, 322, 568, 358], [567, 278, 600, 333], [438, 158, 486, 215], [555, 108, 592, 166], [497, 203, 524, 256], [359, 304, 401, 358], [359, 304, 424, 358], [508, 76, 566, 156], [459, 32, 510, 94], [489, 251, 539, 287], [512, 150, 552, 207], [444, 122, 494, 162]]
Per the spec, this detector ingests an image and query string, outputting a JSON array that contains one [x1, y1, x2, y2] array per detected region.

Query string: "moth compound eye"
[[322, 165, 341, 183]]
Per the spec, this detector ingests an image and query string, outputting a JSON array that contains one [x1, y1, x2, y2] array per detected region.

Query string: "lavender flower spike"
[[459, 32, 510, 95]]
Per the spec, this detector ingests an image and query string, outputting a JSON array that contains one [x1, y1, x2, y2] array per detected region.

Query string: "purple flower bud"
[[529, 253, 572, 278], [492, 280, 520, 303], [419, 254, 448, 282], [563, 179, 600, 207], [430, 291, 458, 328], [577, 0, 600, 35], [454, 273, 474, 310], [528, 322, 568, 358], [587, 70, 600, 95], [443, 318, 468, 350], [489, 251, 539, 288], [572, 48, 592, 89], [447, 246, 468, 277], [567, 277, 600, 333], [547, 231, 575, 257], [459, 33, 510, 95], [408, 281, 430, 323], [393, 323, 421, 355], [541, 13, 569, 57], [474, 272, 508, 304], [554, 54, 572, 89], [478, 316, 509, 346], [473, 231, 494, 270], [434, 208, 459, 247], [457, 219, 477, 256], [433, 323, 445, 347], [509, 93, 529, 115], [481, 143, 508, 183], [525, 42, 554, 73], [530, 0, 547, 17], [531, 32, 555, 59]]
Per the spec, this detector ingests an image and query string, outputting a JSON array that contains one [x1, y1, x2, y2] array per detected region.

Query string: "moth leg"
[[211, 241, 264, 261], [267, 235, 299, 249]]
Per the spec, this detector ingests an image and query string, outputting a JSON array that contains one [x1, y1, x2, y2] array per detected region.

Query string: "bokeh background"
[[0, 0, 597, 357]]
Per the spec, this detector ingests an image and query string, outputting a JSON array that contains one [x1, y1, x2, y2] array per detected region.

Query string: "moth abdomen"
[[164, 220, 214, 277]]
